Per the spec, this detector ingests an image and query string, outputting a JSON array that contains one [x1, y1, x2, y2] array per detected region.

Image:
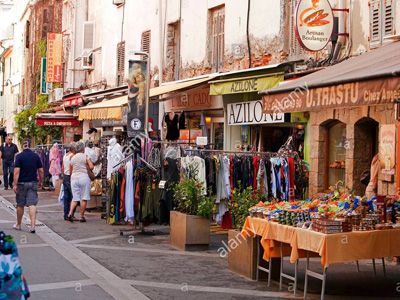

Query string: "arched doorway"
[[354, 117, 379, 195], [320, 120, 347, 190]]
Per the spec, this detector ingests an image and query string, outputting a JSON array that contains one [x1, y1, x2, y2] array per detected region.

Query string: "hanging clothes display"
[[181, 156, 207, 194], [107, 138, 124, 179], [49, 143, 62, 187]]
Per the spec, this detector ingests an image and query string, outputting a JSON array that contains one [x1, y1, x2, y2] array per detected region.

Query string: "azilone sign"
[[227, 100, 285, 125]]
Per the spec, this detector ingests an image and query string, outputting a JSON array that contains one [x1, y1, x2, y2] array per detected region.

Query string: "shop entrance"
[[353, 117, 379, 195]]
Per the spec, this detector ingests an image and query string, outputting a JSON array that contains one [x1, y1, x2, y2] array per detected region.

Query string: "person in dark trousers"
[[62, 144, 75, 220], [13, 138, 44, 233], [0, 135, 19, 190]]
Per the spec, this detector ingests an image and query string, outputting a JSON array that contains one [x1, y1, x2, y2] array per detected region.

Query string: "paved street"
[[0, 189, 399, 300]]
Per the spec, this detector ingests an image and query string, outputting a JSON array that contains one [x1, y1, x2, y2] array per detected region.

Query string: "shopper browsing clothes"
[[67, 141, 94, 223], [62, 144, 75, 221], [0, 135, 19, 190], [13, 138, 44, 233]]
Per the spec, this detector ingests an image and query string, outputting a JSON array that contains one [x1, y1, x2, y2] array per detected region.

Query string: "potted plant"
[[227, 186, 262, 280], [170, 177, 214, 250]]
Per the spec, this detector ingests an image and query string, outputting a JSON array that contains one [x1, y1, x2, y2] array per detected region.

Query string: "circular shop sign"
[[130, 118, 142, 131], [295, 0, 334, 52]]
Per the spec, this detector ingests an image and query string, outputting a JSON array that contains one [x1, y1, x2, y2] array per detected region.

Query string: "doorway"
[[354, 118, 379, 195]]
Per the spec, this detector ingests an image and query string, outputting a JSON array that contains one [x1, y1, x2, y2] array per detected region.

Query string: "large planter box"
[[170, 211, 210, 250], [227, 229, 258, 280]]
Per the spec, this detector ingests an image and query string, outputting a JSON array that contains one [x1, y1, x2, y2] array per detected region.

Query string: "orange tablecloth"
[[242, 217, 400, 268], [291, 227, 400, 267], [242, 217, 294, 261]]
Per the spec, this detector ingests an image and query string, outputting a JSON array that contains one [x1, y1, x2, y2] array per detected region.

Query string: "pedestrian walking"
[[62, 144, 75, 221], [12, 138, 44, 233], [67, 141, 94, 223], [0, 135, 19, 190]]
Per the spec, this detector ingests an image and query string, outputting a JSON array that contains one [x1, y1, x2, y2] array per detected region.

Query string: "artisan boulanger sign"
[[210, 74, 283, 95], [228, 100, 285, 125], [263, 77, 400, 114], [296, 0, 334, 52]]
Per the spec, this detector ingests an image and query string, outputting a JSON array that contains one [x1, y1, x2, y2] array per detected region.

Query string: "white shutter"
[[83, 21, 94, 50], [370, 0, 381, 43], [383, 0, 394, 37]]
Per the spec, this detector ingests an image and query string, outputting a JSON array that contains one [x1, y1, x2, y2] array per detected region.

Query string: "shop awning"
[[63, 93, 83, 108], [78, 96, 127, 121], [209, 63, 295, 95], [261, 41, 400, 113], [35, 113, 80, 127], [150, 75, 217, 98]]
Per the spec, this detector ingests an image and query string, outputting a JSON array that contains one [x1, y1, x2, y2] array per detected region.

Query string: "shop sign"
[[263, 77, 400, 114], [166, 88, 223, 112], [40, 58, 48, 94], [36, 118, 80, 127], [46, 33, 63, 83], [227, 100, 285, 125], [379, 124, 396, 170], [127, 60, 147, 137], [64, 95, 83, 107], [295, 0, 334, 52], [210, 74, 283, 95]]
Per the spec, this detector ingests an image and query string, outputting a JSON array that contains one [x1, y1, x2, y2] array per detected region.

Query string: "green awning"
[[210, 74, 284, 95]]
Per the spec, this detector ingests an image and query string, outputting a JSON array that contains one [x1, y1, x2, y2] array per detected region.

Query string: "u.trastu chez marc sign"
[[296, 0, 334, 52], [227, 100, 284, 125]]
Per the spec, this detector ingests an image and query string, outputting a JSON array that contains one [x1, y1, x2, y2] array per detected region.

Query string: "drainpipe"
[[246, 0, 252, 68], [0, 42, 6, 97], [332, 0, 347, 63]]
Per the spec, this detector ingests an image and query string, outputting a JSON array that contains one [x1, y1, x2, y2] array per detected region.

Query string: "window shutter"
[[116, 41, 125, 86], [383, 0, 394, 37], [141, 30, 151, 54], [218, 10, 225, 70], [42, 9, 48, 39], [25, 21, 30, 48], [290, 0, 305, 57], [370, 0, 382, 43], [83, 21, 95, 50]]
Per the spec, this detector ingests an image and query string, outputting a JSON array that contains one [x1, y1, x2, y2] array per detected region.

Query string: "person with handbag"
[[67, 141, 94, 223]]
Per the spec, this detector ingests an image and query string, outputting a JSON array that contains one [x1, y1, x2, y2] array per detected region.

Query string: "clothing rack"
[[184, 148, 277, 156]]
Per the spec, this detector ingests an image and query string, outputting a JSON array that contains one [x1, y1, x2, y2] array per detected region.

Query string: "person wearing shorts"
[[67, 141, 94, 223], [13, 138, 44, 233]]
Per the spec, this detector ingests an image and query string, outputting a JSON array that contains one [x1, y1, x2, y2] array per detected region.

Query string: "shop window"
[[212, 121, 224, 150], [327, 122, 346, 188], [208, 5, 225, 72], [370, 0, 395, 46], [42, 6, 53, 39], [116, 41, 125, 86]]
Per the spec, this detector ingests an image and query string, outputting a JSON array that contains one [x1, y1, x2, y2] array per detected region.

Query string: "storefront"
[[208, 64, 309, 158], [62, 92, 85, 143], [150, 75, 222, 148], [35, 113, 81, 144], [261, 41, 400, 196]]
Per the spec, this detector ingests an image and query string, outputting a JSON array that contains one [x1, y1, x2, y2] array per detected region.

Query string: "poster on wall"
[[40, 58, 48, 94], [295, 0, 334, 52], [379, 124, 396, 170], [46, 33, 63, 83], [127, 60, 147, 137]]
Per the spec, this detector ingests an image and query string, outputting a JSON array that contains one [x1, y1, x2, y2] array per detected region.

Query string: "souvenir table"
[[242, 216, 400, 300]]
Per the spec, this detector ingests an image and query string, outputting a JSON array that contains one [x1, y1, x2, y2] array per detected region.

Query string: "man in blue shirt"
[[13, 138, 44, 233], [0, 135, 19, 189]]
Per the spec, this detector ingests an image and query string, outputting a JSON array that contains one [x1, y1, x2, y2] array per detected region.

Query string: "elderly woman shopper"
[[67, 141, 94, 222]]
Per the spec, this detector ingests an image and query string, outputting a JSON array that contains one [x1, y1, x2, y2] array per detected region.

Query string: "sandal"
[[13, 224, 21, 231], [79, 217, 86, 223], [67, 215, 74, 223]]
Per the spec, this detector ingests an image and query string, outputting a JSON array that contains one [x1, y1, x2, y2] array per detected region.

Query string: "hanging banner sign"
[[46, 32, 63, 83], [295, 0, 334, 52], [40, 58, 48, 94], [263, 77, 400, 113], [227, 100, 285, 125], [127, 60, 147, 137]]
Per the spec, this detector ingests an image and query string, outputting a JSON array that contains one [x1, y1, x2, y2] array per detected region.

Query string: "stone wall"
[[309, 104, 396, 196]]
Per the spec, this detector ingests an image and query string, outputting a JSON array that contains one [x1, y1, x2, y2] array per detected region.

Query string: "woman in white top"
[[67, 141, 94, 223]]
